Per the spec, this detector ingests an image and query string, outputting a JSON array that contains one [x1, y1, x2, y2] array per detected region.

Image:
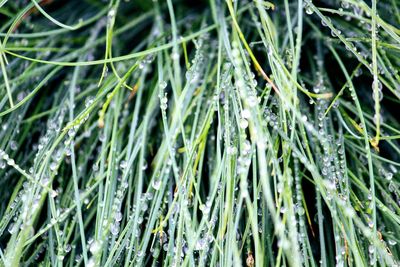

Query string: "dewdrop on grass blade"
[[115, 211, 123, 222], [305, 5, 314, 15], [159, 80, 167, 89], [341, 0, 350, 9], [64, 244, 71, 253], [108, 8, 116, 19], [6, 158, 14, 166], [119, 160, 127, 170], [110, 223, 120, 236], [10, 141, 18, 151], [50, 190, 58, 198], [195, 238, 207, 251], [8, 223, 18, 234], [0, 160, 5, 169], [89, 240, 102, 254], [239, 119, 248, 129], [160, 93, 168, 111], [65, 147, 71, 156], [50, 162, 57, 171], [142, 162, 148, 170], [385, 172, 393, 181], [85, 96, 95, 108], [227, 146, 237, 155], [171, 52, 179, 61]]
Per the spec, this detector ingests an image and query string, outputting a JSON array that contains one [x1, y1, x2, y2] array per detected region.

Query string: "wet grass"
[[0, 0, 399, 266]]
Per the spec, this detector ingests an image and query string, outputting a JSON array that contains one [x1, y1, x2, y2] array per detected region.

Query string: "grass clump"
[[0, 0, 399, 266]]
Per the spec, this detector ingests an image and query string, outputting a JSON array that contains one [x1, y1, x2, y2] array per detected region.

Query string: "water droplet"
[[120, 160, 127, 170], [110, 223, 119, 236], [195, 238, 206, 250], [341, 0, 350, 9], [139, 61, 145, 69], [239, 119, 248, 129], [368, 245, 375, 254], [385, 172, 393, 181], [85, 96, 95, 107], [10, 141, 18, 151], [89, 240, 102, 254], [171, 52, 179, 61], [50, 162, 57, 171], [8, 223, 17, 234], [68, 129, 76, 137], [297, 207, 305, 216], [305, 5, 314, 15], [115, 212, 123, 222], [227, 146, 237, 155], [87, 258, 96, 267], [159, 81, 167, 89], [160, 93, 168, 111], [242, 109, 251, 119], [50, 190, 58, 198], [152, 180, 161, 190], [142, 163, 148, 170], [108, 8, 116, 18], [65, 244, 71, 253]]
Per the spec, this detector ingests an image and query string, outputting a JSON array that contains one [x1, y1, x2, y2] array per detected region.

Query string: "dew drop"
[[159, 81, 167, 89], [89, 240, 102, 254], [50, 162, 57, 171], [120, 160, 127, 170], [115, 212, 123, 222], [10, 141, 18, 151], [152, 180, 161, 190], [110, 224, 119, 236], [305, 5, 314, 15], [239, 119, 248, 129]]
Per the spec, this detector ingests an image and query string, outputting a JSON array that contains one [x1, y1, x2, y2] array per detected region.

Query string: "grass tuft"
[[0, 0, 399, 266]]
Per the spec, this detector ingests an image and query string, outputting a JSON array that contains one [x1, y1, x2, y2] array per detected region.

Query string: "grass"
[[0, 0, 399, 266]]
